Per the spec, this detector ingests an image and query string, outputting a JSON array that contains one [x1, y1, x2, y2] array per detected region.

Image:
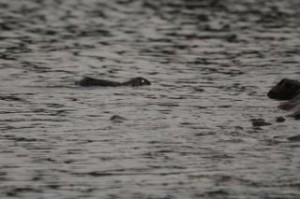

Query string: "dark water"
[[1, 0, 300, 198]]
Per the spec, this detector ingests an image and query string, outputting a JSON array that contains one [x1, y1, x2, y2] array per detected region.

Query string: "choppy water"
[[1, 0, 300, 198]]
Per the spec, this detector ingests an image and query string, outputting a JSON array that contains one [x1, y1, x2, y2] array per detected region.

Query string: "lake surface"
[[0, 0, 300, 198]]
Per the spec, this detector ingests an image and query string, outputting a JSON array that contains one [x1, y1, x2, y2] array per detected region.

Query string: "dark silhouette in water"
[[76, 77, 151, 87], [110, 115, 127, 123], [268, 79, 300, 100], [268, 79, 300, 119]]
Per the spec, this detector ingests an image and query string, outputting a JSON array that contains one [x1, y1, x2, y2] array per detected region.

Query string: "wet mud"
[[1, 0, 300, 198]]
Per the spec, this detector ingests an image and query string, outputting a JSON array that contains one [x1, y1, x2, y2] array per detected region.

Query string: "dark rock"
[[287, 135, 300, 142], [251, 118, 272, 127], [275, 116, 285, 123], [268, 79, 300, 120], [267, 79, 300, 100]]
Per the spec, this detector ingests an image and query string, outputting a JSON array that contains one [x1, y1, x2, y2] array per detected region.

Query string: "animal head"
[[268, 79, 300, 100], [125, 77, 151, 87]]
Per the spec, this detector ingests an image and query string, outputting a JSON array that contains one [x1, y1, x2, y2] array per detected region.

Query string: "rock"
[[267, 79, 300, 100], [287, 135, 300, 142], [251, 118, 272, 127], [268, 79, 300, 120]]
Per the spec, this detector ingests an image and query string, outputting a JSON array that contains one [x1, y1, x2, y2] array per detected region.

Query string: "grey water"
[[0, 0, 300, 198]]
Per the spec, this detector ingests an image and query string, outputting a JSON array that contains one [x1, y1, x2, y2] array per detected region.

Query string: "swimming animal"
[[268, 78, 300, 119], [76, 76, 151, 87]]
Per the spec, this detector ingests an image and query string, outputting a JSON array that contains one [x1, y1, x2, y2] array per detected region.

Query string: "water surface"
[[1, 0, 300, 198]]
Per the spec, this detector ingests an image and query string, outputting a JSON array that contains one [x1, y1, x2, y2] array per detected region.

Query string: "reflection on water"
[[1, 0, 300, 198]]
